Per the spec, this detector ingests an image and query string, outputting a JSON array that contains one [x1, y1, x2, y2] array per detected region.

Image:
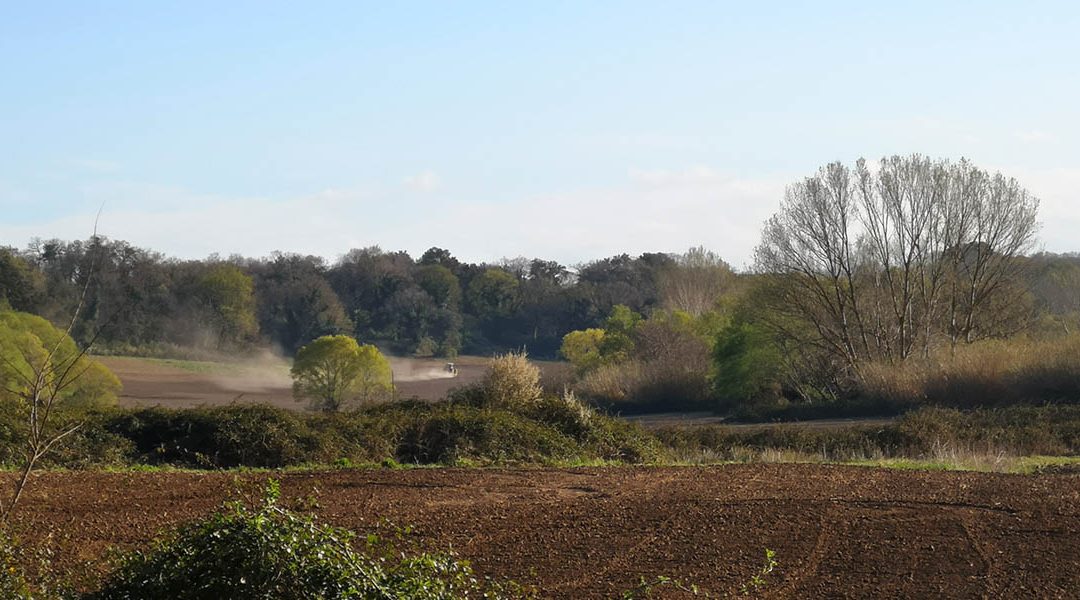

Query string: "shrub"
[[396, 404, 582, 464], [0, 535, 32, 600], [657, 405, 1080, 463], [576, 361, 641, 405], [480, 351, 542, 409], [89, 482, 527, 599], [105, 405, 319, 468], [559, 329, 607, 374], [712, 322, 783, 409]]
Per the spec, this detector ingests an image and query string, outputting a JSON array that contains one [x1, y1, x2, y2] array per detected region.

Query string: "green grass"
[[139, 357, 241, 374], [93, 354, 294, 376]]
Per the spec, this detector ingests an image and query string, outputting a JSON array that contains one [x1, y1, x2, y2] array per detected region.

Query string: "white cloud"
[[628, 165, 725, 186], [1016, 130, 1055, 143], [0, 170, 787, 268], [403, 170, 441, 192], [69, 158, 122, 174], [5, 163, 1075, 270]]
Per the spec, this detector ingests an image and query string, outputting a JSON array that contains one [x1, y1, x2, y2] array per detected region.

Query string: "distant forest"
[[2, 236, 1079, 363], [0, 237, 744, 359]]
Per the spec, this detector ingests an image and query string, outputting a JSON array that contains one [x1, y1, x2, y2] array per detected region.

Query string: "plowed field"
[[8, 465, 1078, 598], [96, 355, 492, 409]]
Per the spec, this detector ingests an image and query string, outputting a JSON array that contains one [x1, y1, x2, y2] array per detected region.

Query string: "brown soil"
[[97, 355, 492, 410], [8, 465, 1078, 598]]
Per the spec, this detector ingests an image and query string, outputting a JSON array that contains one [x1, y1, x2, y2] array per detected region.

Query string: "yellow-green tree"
[[559, 328, 606, 374], [290, 335, 392, 412], [0, 310, 120, 518]]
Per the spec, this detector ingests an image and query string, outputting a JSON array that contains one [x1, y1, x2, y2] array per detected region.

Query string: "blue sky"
[[2, 1, 1078, 267]]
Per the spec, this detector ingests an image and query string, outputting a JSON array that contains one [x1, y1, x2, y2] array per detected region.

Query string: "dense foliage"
[[87, 482, 528, 600], [0, 311, 120, 413], [291, 336, 393, 412], [0, 398, 664, 470], [0, 239, 689, 360]]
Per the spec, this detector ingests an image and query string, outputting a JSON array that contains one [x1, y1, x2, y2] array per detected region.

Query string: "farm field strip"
[[8, 464, 1078, 598]]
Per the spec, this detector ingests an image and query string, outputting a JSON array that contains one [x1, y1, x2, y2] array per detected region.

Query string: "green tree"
[[712, 321, 782, 408], [415, 264, 462, 309], [0, 310, 120, 518], [254, 254, 352, 354], [559, 328, 606, 374], [466, 268, 520, 320], [290, 335, 392, 412], [195, 264, 258, 347], [0, 249, 45, 313], [598, 304, 641, 362]]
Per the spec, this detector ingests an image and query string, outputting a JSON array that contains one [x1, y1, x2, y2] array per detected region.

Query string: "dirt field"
[[8, 465, 1077, 598], [96, 355, 492, 410]]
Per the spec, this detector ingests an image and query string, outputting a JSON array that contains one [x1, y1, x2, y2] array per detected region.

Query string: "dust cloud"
[[389, 358, 458, 382], [207, 349, 293, 394], [206, 352, 459, 396]]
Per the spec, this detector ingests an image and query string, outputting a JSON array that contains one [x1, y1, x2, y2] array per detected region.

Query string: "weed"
[[740, 549, 778, 596]]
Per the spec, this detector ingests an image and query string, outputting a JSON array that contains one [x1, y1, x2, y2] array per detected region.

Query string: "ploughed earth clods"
[[8, 465, 1078, 598]]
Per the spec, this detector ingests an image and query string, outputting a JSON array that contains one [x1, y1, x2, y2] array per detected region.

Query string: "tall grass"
[[657, 405, 1080, 469], [859, 336, 1080, 409]]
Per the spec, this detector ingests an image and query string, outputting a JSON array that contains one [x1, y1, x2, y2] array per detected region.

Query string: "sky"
[[1, 1, 1078, 269]]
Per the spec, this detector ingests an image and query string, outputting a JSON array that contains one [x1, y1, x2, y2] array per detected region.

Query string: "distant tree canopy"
[[195, 265, 258, 341], [0, 248, 45, 313], [252, 253, 352, 354]]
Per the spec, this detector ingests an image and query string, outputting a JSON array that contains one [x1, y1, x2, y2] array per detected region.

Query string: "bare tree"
[[658, 246, 736, 316], [0, 218, 112, 521], [755, 162, 867, 375], [755, 155, 1039, 379]]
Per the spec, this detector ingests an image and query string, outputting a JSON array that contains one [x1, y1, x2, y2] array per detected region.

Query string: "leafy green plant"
[[621, 549, 779, 599], [0, 533, 33, 600], [89, 480, 529, 600], [740, 549, 778, 596]]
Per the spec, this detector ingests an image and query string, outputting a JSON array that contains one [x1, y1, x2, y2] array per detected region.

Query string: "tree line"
[[3, 154, 1080, 416], [0, 236, 738, 360]]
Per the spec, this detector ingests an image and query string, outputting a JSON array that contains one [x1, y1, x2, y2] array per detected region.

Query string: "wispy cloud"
[[68, 158, 122, 174], [403, 170, 441, 192], [4, 164, 1076, 268], [628, 165, 725, 186], [1015, 130, 1055, 143]]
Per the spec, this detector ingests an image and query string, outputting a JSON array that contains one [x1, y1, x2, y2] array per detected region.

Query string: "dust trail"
[[207, 349, 293, 394], [389, 358, 459, 382]]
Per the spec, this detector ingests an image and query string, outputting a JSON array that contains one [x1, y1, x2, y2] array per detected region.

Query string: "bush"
[[89, 482, 527, 600], [478, 351, 542, 409], [0, 398, 666, 470], [105, 405, 320, 468], [712, 322, 784, 409], [524, 391, 667, 463], [396, 404, 582, 464], [576, 361, 641, 406]]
